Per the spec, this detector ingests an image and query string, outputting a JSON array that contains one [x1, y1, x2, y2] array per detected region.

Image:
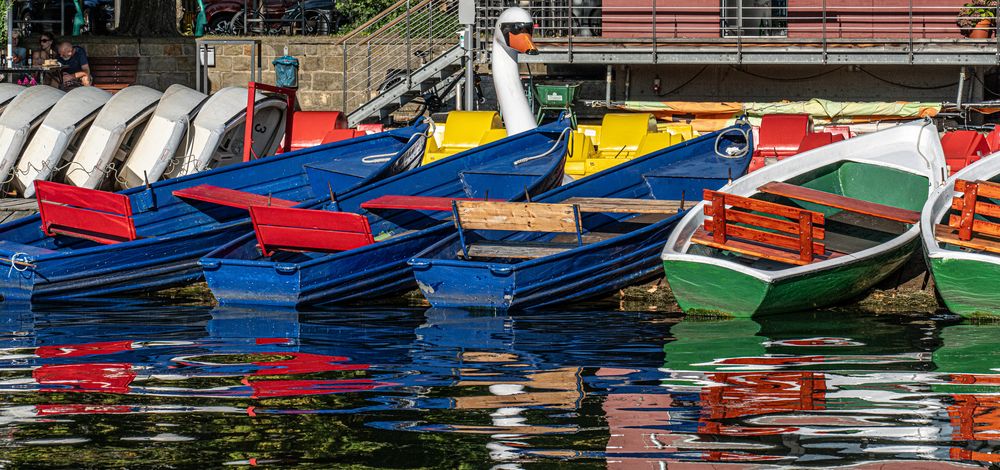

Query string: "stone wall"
[[70, 36, 196, 91], [203, 36, 346, 111]]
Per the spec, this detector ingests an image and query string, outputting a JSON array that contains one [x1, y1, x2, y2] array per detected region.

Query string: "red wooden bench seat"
[[249, 206, 374, 257], [172, 184, 298, 211], [936, 179, 1000, 255], [692, 189, 842, 266], [758, 181, 920, 224], [360, 195, 497, 212], [35, 180, 138, 245]]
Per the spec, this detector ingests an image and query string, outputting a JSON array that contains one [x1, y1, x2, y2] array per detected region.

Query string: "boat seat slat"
[[935, 224, 1000, 255], [559, 197, 685, 214], [250, 206, 374, 257], [172, 184, 298, 211], [361, 195, 496, 212], [696, 190, 827, 264], [758, 181, 920, 224], [35, 181, 138, 245], [692, 228, 842, 266], [462, 242, 577, 259]]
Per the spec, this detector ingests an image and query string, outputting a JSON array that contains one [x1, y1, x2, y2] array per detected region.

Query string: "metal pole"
[[342, 42, 348, 111], [957, 66, 967, 112], [651, 0, 657, 63], [405, 0, 412, 89], [464, 25, 474, 110], [605, 65, 612, 103]]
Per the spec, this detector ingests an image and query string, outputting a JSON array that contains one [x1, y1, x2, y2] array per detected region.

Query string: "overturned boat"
[[118, 84, 208, 189], [13, 86, 112, 198], [0, 85, 65, 186], [62, 85, 164, 191]]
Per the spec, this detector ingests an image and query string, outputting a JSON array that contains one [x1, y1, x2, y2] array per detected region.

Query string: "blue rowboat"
[[0, 122, 430, 302], [407, 123, 754, 309], [199, 120, 572, 308]]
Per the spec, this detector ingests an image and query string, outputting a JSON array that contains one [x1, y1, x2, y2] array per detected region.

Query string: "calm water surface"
[[0, 300, 996, 468]]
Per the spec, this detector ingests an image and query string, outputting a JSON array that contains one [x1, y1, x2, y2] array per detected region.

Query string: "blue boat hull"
[[409, 220, 678, 309], [408, 123, 754, 310], [201, 120, 572, 308], [0, 124, 429, 302]]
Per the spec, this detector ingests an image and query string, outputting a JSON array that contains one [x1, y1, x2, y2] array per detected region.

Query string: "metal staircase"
[[338, 0, 468, 127]]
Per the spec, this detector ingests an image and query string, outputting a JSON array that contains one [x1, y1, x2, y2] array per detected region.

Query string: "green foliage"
[[0, 0, 10, 45], [958, 0, 999, 33], [339, 0, 396, 31]]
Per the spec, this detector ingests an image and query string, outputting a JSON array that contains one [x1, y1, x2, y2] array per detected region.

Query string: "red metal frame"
[[244, 81, 297, 163]]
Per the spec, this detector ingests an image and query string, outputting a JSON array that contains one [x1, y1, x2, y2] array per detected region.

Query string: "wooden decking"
[[0, 198, 38, 224]]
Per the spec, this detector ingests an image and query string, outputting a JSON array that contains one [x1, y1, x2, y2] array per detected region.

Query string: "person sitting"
[[55, 41, 91, 88], [9, 30, 26, 65], [32, 32, 56, 64]]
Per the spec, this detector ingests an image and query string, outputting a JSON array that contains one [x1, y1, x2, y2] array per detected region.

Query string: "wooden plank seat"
[[692, 189, 841, 266], [453, 200, 585, 259], [559, 197, 685, 214], [758, 181, 920, 224], [89, 57, 139, 93], [172, 184, 299, 211], [35, 180, 138, 244], [249, 206, 374, 257], [935, 179, 1000, 254], [360, 195, 497, 212]]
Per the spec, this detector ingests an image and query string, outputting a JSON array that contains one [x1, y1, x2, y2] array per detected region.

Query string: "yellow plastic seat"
[[595, 113, 657, 159], [423, 111, 504, 164], [564, 130, 598, 179], [658, 122, 696, 140], [635, 132, 684, 158]]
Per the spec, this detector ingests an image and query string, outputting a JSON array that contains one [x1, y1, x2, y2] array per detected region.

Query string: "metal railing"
[[337, 0, 462, 113], [475, 1, 1000, 64]]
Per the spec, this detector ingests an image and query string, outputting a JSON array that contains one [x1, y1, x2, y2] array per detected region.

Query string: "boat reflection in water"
[[3, 302, 1000, 467]]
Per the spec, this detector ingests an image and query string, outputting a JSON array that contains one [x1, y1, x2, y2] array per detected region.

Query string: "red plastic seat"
[[250, 206, 374, 257], [288, 111, 348, 152], [321, 129, 366, 144], [942, 130, 991, 174], [35, 180, 138, 245], [172, 184, 298, 211], [796, 132, 844, 153], [754, 114, 813, 159], [986, 127, 1000, 153]]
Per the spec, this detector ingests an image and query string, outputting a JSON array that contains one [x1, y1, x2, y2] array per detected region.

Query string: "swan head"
[[494, 7, 538, 56]]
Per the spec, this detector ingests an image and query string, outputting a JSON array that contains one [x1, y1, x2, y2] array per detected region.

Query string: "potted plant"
[[959, 0, 998, 38]]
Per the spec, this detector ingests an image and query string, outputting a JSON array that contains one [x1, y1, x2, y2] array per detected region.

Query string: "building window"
[[722, 0, 788, 37]]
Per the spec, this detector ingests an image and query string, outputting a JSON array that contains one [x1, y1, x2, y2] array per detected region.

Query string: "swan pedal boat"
[[0, 123, 429, 302], [407, 123, 752, 310], [199, 119, 572, 308], [921, 151, 1000, 318], [660, 120, 947, 317]]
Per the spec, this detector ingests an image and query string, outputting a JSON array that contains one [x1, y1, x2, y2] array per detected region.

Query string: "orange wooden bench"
[[692, 189, 840, 266], [35, 180, 138, 244], [360, 195, 497, 212], [173, 184, 298, 211], [935, 179, 1000, 254], [757, 181, 920, 224], [249, 206, 375, 257]]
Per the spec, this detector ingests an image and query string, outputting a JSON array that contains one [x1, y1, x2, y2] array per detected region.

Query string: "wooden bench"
[[935, 179, 1000, 254], [249, 206, 374, 257], [758, 181, 920, 224], [89, 57, 139, 93], [173, 184, 298, 211], [692, 189, 838, 266], [35, 180, 138, 245], [360, 195, 496, 212], [453, 200, 584, 259]]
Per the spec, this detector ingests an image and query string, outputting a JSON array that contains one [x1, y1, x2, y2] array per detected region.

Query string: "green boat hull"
[[663, 237, 918, 317], [930, 257, 1000, 319]]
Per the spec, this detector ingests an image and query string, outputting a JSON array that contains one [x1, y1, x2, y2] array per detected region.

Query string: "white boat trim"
[[119, 84, 208, 188], [0, 85, 65, 187], [14, 87, 112, 197], [661, 119, 947, 284], [0, 84, 25, 109], [63, 85, 164, 190], [921, 149, 1000, 267]]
